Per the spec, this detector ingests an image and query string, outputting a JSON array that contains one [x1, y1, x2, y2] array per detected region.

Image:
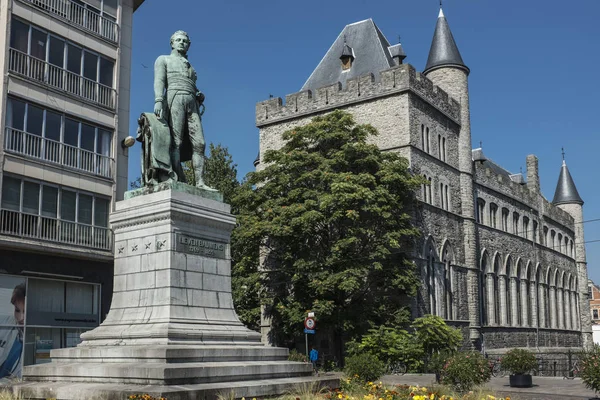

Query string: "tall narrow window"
[[427, 177, 432, 204], [501, 208, 509, 232], [523, 217, 530, 240], [543, 226, 549, 246], [444, 185, 449, 210], [426, 127, 430, 153], [513, 212, 520, 235], [442, 137, 446, 162], [421, 125, 425, 151], [489, 203, 498, 229], [477, 199, 485, 224]]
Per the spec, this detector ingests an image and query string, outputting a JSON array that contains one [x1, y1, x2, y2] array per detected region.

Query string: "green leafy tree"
[[183, 143, 240, 204], [234, 110, 423, 359]]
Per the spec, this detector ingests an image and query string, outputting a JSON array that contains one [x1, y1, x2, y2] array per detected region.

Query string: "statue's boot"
[[193, 153, 217, 191]]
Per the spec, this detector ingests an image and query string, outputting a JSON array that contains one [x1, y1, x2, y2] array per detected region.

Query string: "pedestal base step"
[[23, 360, 313, 385], [11, 374, 340, 400], [49, 345, 289, 363]]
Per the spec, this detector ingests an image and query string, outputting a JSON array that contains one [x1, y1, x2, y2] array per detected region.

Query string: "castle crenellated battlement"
[[255, 64, 461, 127]]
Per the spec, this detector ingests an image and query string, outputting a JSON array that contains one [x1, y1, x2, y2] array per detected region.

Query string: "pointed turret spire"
[[553, 156, 583, 205], [424, 7, 469, 75]]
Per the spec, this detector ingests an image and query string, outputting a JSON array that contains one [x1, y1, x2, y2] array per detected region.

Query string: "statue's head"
[[170, 30, 191, 53]]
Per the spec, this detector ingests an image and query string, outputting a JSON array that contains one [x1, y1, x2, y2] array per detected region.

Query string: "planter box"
[[509, 374, 532, 388]]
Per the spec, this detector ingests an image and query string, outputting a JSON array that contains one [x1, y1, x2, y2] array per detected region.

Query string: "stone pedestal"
[[13, 187, 335, 399]]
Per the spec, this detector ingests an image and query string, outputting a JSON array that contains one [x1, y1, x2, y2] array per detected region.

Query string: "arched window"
[[442, 137, 447, 162], [501, 208, 509, 232], [442, 243, 454, 320], [516, 261, 523, 326], [489, 203, 498, 229], [527, 263, 534, 326], [522, 217, 530, 240], [477, 199, 486, 224], [558, 233, 563, 253], [512, 212, 520, 235], [493, 255, 501, 325], [551, 230, 556, 250], [536, 267, 545, 328], [480, 252, 489, 326], [505, 257, 513, 326], [424, 240, 443, 317], [543, 226, 549, 246]]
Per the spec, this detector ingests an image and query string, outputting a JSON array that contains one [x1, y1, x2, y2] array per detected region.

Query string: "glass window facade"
[[5, 97, 114, 178], [0, 176, 110, 250], [9, 18, 115, 89], [0, 274, 100, 375]]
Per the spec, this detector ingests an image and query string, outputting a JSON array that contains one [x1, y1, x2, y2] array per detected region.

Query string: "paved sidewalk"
[[381, 373, 599, 400]]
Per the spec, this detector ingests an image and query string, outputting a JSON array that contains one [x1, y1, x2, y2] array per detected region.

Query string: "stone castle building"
[[255, 9, 592, 354]]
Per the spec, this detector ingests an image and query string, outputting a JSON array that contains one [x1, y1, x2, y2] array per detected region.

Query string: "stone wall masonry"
[[411, 150, 462, 215], [416, 205, 465, 264], [482, 327, 581, 350], [408, 94, 461, 169], [478, 225, 577, 281], [256, 63, 461, 128], [474, 167, 576, 259], [258, 95, 411, 170], [475, 162, 574, 230]]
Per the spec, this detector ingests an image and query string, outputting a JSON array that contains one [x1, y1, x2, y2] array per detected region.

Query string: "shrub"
[[344, 352, 386, 382], [348, 326, 425, 372], [411, 315, 463, 356], [499, 348, 537, 375], [288, 348, 307, 362], [441, 351, 491, 392], [579, 344, 600, 393]]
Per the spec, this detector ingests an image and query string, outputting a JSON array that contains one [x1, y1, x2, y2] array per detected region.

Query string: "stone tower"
[[423, 7, 480, 347], [552, 158, 593, 348]]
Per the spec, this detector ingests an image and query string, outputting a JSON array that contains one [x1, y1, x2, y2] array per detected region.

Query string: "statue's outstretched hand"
[[154, 102, 163, 120]]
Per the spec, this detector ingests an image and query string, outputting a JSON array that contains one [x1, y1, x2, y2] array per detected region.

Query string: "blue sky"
[[128, 0, 600, 281]]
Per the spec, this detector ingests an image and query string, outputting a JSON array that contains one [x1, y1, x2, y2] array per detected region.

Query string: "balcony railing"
[[8, 48, 116, 109], [0, 209, 111, 251], [18, 0, 118, 43], [4, 127, 114, 179]]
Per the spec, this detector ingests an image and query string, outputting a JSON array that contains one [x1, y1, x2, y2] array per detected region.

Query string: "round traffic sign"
[[304, 317, 316, 330]]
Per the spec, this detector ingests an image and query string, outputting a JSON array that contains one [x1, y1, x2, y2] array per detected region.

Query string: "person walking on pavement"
[[309, 346, 319, 375]]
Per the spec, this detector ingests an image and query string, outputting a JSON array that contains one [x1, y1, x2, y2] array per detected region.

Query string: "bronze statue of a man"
[[153, 30, 210, 189]]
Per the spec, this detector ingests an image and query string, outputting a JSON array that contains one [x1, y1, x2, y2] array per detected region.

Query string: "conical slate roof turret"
[[553, 160, 583, 205], [424, 8, 469, 75]]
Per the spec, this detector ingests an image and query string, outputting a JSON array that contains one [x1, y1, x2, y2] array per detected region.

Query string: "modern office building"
[[0, 0, 144, 376]]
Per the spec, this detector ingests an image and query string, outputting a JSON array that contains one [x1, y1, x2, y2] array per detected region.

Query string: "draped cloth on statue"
[[136, 112, 193, 185]]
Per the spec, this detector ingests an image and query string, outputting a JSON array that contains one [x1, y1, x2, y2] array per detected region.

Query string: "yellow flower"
[[338, 395, 343, 399]]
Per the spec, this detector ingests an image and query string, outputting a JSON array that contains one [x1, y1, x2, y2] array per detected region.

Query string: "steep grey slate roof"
[[424, 9, 469, 75], [553, 161, 584, 205], [472, 149, 512, 178], [388, 43, 406, 60], [301, 19, 395, 93]]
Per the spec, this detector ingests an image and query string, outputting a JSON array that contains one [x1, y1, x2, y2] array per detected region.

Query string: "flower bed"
[[328, 378, 509, 400]]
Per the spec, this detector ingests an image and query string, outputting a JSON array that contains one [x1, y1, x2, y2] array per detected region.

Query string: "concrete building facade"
[[255, 9, 591, 355], [0, 0, 143, 374]]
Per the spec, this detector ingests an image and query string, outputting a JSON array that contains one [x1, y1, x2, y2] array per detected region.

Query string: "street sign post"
[[304, 313, 316, 359]]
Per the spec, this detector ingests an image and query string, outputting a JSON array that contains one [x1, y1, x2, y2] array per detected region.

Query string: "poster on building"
[[0, 275, 26, 381]]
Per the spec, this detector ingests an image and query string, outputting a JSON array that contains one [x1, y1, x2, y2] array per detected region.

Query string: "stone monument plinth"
[[13, 187, 337, 399]]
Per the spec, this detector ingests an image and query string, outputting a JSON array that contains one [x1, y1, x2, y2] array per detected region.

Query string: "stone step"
[[23, 360, 313, 385], [12, 374, 341, 400], [49, 345, 289, 363]]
